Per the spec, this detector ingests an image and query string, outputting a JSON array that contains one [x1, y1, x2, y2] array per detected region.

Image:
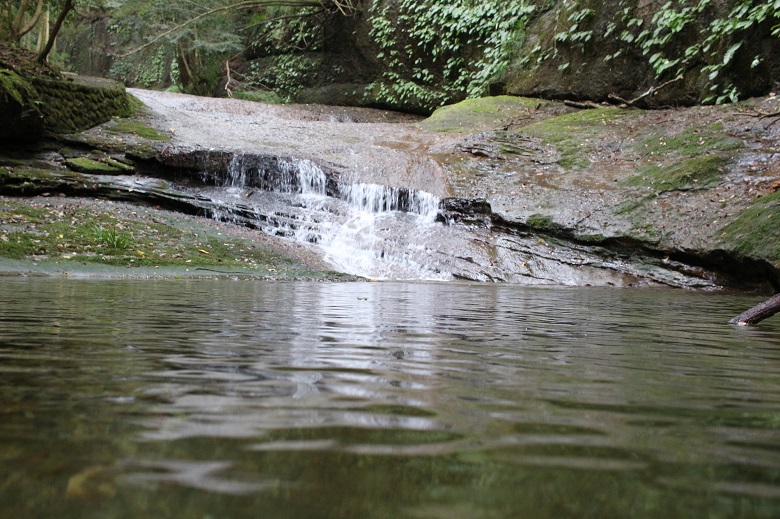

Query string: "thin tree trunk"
[[37, 0, 73, 63], [729, 293, 780, 325], [36, 8, 49, 53], [13, 0, 44, 43]]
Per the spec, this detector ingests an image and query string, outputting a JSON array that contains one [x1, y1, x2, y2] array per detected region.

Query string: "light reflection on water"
[[1, 278, 780, 518]]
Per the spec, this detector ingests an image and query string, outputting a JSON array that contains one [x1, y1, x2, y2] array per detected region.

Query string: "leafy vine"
[[542, 0, 780, 104], [367, 0, 535, 111]]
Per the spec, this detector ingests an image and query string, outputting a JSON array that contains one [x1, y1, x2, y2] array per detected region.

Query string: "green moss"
[[614, 198, 647, 215], [526, 213, 564, 232], [635, 124, 743, 158], [0, 69, 39, 107], [65, 157, 128, 174], [0, 167, 56, 181], [32, 77, 135, 133], [418, 95, 545, 133], [107, 119, 169, 141], [520, 108, 627, 169], [623, 153, 732, 191], [718, 191, 780, 262], [0, 199, 300, 270], [126, 94, 145, 113]]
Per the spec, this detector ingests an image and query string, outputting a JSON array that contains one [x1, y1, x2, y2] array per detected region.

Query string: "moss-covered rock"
[[0, 46, 135, 142], [105, 119, 169, 141], [624, 154, 735, 192], [519, 107, 629, 169], [33, 75, 133, 134], [718, 191, 780, 265], [419, 96, 545, 133], [65, 157, 134, 175]]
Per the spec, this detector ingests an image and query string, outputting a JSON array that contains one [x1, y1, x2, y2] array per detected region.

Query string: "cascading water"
[[205, 153, 450, 280], [180, 149, 718, 287], [320, 182, 445, 280]]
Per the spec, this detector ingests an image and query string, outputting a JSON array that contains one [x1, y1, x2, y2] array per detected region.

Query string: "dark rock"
[[437, 197, 492, 226]]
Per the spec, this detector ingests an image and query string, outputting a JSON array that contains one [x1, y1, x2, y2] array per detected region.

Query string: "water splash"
[[204, 154, 447, 280]]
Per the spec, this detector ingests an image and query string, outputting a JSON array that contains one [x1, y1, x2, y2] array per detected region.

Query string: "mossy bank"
[[426, 94, 780, 288], [1, 46, 134, 143]]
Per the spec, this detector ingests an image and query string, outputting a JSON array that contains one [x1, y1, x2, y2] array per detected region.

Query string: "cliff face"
[[499, 0, 780, 106]]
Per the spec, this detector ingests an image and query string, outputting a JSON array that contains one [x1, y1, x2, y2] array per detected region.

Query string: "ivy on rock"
[[367, 0, 535, 112]]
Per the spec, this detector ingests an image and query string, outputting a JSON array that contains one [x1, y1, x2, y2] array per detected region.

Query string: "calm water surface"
[[1, 278, 779, 518]]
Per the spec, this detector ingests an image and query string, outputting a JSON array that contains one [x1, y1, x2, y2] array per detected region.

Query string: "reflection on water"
[[1, 278, 780, 518]]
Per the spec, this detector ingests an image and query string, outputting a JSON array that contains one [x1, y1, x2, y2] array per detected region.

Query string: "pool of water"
[[1, 278, 779, 518]]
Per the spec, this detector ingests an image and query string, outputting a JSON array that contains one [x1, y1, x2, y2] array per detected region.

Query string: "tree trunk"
[[729, 293, 780, 326], [36, 8, 49, 53], [11, 0, 44, 43], [37, 0, 73, 63]]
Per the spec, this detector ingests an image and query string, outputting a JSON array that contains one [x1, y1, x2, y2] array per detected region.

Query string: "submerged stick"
[[729, 293, 780, 325]]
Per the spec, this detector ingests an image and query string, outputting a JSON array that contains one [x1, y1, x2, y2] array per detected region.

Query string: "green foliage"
[[247, 5, 323, 55], [367, 0, 535, 111], [109, 46, 173, 88], [554, 7, 595, 49], [91, 223, 133, 249], [103, 0, 246, 91], [243, 53, 318, 102], [540, 0, 780, 104]]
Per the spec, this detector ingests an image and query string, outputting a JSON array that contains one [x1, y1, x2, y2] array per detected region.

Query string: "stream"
[[2, 279, 780, 518]]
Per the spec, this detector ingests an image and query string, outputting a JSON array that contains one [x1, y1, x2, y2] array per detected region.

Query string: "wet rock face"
[[437, 198, 493, 226], [156, 147, 343, 197]]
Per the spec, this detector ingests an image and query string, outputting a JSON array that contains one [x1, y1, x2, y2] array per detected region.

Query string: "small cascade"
[[226, 154, 328, 195], [337, 183, 440, 219], [199, 153, 449, 280], [151, 148, 722, 287]]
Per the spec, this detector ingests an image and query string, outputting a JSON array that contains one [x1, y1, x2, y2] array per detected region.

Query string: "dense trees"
[[4, 1, 780, 111], [2, 0, 76, 62]]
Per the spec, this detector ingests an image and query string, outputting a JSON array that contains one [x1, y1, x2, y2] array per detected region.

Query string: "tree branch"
[[729, 293, 780, 325], [38, 0, 74, 63], [608, 75, 684, 108], [14, 0, 45, 41], [11, 0, 32, 34]]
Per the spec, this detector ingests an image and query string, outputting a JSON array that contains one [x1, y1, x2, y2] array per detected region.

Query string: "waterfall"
[[338, 183, 440, 219], [226, 155, 328, 195], [204, 154, 448, 280]]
